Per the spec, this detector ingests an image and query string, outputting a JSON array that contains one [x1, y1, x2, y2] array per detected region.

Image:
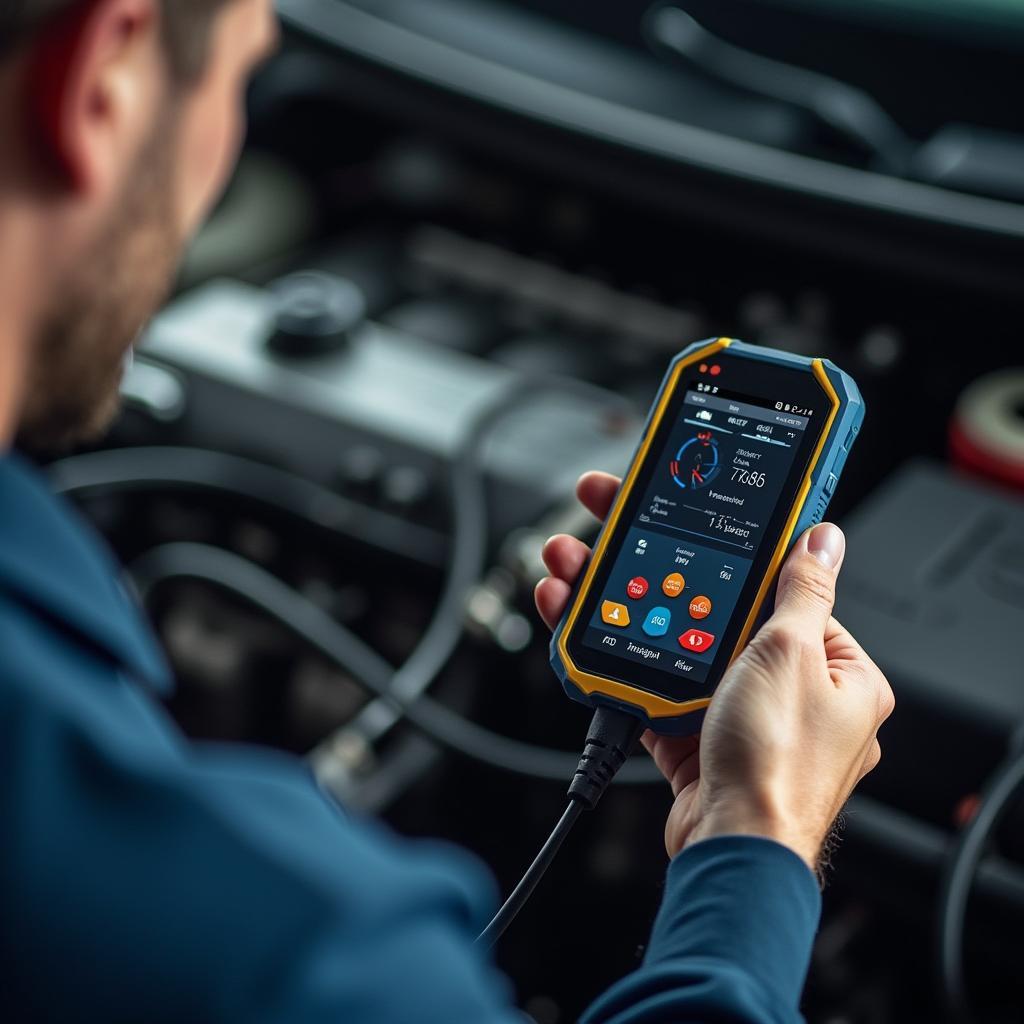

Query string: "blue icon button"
[[642, 606, 672, 638]]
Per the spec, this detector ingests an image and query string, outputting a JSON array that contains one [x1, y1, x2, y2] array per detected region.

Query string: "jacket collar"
[[0, 451, 172, 694]]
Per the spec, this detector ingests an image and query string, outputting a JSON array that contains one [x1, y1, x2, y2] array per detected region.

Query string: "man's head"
[[0, 0, 278, 451]]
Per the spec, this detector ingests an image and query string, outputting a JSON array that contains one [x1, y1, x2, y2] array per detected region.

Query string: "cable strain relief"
[[568, 707, 647, 810]]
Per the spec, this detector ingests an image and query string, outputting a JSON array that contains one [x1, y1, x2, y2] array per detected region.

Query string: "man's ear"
[[29, 0, 161, 193]]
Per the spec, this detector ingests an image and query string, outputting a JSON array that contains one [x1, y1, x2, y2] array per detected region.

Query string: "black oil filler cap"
[[268, 270, 367, 357]]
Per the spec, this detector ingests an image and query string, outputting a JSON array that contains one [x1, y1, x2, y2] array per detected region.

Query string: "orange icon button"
[[662, 573, 685, 598], [601, 601, 631, 628], [689, 595, 712, 620]]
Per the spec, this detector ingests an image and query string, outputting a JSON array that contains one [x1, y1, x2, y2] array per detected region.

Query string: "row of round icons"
[[600, 598, 716, 653], [624, 574, 712, 620], [601, 569, 717, 652]]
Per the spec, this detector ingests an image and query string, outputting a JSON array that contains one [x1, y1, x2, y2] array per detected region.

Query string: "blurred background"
[[49, 1, 1024, 1020]]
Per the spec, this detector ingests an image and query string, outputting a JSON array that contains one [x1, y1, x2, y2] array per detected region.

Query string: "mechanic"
[[0, 1, 894, 1021]]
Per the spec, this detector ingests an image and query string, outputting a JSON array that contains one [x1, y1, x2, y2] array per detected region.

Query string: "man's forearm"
[[582, 836, 821, 1024]]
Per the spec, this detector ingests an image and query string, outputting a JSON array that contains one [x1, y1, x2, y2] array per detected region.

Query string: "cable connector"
[[568, 706, 647, 810]]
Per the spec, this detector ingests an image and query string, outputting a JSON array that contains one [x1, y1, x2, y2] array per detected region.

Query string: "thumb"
[[772, 523, 846, 638]]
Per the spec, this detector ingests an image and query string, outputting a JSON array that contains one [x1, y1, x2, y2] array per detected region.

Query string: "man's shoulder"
[[0, 586, 175, 758], [0, 585, 109, 687], [0, 454, 172, 693]]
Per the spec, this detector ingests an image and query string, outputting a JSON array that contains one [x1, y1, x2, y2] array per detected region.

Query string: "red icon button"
[[626, 576, 649, 600], [678, 629, 716, 654]]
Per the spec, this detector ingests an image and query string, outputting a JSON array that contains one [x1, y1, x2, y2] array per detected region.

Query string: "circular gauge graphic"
[[670, 431, 720, 490]]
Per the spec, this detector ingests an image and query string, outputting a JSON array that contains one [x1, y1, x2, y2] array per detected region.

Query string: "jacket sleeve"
[[582, 837, 822, 1024], [0, 652, 523, 1024]]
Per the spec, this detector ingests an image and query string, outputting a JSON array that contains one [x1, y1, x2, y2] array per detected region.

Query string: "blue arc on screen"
[[670, 432, 720, 490]]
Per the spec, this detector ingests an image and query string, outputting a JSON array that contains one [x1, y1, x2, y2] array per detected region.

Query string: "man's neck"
[[0, 209, 36, 452]]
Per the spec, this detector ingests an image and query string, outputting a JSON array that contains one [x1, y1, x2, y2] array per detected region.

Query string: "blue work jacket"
[[0, 452, 820, 1022]]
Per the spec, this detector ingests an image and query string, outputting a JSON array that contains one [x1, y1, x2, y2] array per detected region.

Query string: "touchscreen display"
[[566, 354, 830, 704]]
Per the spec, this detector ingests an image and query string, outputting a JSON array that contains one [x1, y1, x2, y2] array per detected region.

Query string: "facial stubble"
[[17, 114, 184, 454]]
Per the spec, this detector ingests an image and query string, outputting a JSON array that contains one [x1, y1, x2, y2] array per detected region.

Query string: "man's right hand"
[[536, 472, 895, 873]]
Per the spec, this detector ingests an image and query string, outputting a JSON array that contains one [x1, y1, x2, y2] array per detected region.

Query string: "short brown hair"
[[0, 0, 234, 80]]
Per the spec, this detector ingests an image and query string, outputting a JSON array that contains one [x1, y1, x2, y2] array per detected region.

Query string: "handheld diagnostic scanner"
[[551, 338, 865, 736]]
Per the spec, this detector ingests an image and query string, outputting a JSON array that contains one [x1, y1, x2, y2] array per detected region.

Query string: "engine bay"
[[56, 5, 1024, 1019]]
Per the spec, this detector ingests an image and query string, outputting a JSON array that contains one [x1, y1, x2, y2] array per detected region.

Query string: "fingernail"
[[807, 523, 845, 570]]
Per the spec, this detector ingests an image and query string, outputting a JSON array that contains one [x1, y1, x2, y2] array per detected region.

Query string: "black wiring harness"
[[128, 540, 657, 785], [645, 6, 913, 176], [48, 445, 447, 567], [50, 385, 661, 785], [52, 380, 663, 948], [937, 731, 1024, 1024]]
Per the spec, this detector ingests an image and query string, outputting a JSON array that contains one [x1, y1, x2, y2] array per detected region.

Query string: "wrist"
[[686, 807, 823, 873]]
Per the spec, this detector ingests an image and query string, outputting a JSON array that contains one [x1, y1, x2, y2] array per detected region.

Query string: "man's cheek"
[[179, 96, 243, 236]]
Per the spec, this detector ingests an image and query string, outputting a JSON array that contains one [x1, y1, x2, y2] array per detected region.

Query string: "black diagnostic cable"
[[476, 707, 646, 949], [129, 541, 659, 785], [937, 727, 1024, 1024], [477, 801, 585, 949]]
